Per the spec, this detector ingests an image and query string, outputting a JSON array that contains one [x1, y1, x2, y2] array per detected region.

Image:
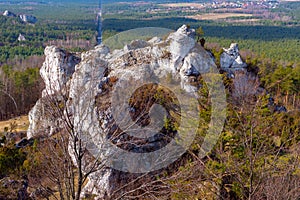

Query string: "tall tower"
[[97, 0, 102, 45]]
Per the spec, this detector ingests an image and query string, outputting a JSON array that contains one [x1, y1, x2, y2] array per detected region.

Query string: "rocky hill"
[[26, 25, 258, 199]]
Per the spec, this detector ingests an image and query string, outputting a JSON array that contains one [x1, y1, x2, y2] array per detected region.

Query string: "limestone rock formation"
[[220, 43, 247, 73], [17, 33, 26, 42], [40, 46, 79, 96], [27, 46, 79, 138], [19, 14, 37, 24], [3, 10, 16, 17], [3, 10, 37, 24], [27, 25, 221, 199]]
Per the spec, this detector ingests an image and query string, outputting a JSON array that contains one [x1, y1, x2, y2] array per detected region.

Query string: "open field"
[[160, 3, 205, 9], [185, 13, 254, 20], [0, 115, 29, 133], [225, 18, 261, 23]]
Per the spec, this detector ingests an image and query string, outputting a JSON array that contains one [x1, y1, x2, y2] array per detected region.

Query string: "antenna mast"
[[97, 0, 102, 45]]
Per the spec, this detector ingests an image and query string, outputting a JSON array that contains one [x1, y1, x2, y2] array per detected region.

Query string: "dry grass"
[[186, 13, 253, 20], [0, 115, 29, 132]]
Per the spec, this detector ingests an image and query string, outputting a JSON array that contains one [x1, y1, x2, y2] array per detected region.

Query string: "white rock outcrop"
[[19, 14, 37, 24], [27, 25, 222, 199], [17, 33, 26, 42], [27, 46, 79, 138], [220, 43, 247, 73], [168, 24, 196, 70], [3, 11, 37, 24], [41, 46, 79, 96], [3, 10, 16, 17]]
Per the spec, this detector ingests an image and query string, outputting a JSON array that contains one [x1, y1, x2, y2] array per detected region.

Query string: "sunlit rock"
[[19, 14, 37, 24], [220, 43, 247, 72], [3, 10, 16, 17]]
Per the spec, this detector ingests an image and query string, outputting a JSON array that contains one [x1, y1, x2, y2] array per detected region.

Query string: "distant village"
[[155, 0, 280, 12], [131, 0, 284, 22], [205, 0, 279, 9]]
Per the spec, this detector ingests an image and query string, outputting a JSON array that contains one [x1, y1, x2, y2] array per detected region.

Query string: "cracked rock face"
[[41, 46, 79, 97], [27, 25, 220, 199], [27, 46, 79, 138], [220, 43, 247, 73]]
